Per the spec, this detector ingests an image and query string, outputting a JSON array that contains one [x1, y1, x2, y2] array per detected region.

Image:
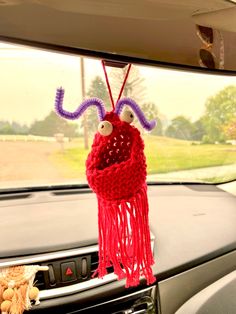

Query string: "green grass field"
[[52, 135, 236, 181]]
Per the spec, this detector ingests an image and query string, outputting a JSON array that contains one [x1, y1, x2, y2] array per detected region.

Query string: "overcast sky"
[[1, 42, 236, 125]]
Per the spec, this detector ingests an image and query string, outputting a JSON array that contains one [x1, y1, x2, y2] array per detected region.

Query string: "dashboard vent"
[[52, 189, 92, 196], [35, 270, 46, 290], [0, 193, 31, 201], [90, 252, 114, 277]]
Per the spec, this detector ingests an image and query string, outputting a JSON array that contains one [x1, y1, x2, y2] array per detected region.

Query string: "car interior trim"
[[175, 270, 236, 313], [158, 250, 236, 314], [1, 36, 236, 76]]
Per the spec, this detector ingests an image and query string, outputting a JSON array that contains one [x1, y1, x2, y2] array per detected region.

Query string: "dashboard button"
[[81, 258, 88, 278], [61, 262, 77, 282], [48, 264, 56, 285]]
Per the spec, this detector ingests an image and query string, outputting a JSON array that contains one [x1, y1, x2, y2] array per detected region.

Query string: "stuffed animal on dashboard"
[[55, 87, 156, 288]]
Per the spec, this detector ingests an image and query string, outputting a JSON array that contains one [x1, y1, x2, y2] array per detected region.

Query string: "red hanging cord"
[[116, 64, 131, 103], [102, 60, 132, 111], [102, 60, 115, 110]]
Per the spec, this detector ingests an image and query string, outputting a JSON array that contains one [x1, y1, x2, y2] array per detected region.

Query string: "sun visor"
[[193, 6, 236, 33]]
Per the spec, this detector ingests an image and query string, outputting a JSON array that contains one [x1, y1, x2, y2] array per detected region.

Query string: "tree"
[[11, 121, 29, 134], [110, 65, 146, 104], [139, 102, 162, 135], [165, 116, 194, 140], [0, 121, 29, 135], [111, 66, 164, 135], [191, 118, 206, 141], [202, 85, 236, 143], [224, 117, 236, 140], [30, 111, 78, 137], [87, 76, 110, 108], [0, 122, 15, 135], [83, 76, 110, 136]]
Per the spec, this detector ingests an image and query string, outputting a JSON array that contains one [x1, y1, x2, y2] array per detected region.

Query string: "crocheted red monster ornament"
[[55, 88, 156, 288]]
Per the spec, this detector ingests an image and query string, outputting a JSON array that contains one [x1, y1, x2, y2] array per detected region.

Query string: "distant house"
[[226, 140, 236, 145]]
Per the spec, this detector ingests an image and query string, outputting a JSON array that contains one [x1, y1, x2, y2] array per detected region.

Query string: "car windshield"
[[0, 42, 236, 190]]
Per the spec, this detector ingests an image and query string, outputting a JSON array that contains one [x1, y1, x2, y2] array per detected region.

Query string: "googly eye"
[[120, 110, 134, 124], [98, 121, 113, 136]]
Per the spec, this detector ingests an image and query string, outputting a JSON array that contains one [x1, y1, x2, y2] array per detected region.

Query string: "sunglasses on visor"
[[196, 25, 224, 70]]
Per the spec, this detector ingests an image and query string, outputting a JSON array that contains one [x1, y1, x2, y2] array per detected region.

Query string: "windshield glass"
[[0, 43, 236, 189]]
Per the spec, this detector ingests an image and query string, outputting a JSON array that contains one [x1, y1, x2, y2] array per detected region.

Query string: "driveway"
[[0, 141, 64, 188]]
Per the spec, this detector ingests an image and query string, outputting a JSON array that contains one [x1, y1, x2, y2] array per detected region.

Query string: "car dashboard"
[[0, 184, 235, 314]]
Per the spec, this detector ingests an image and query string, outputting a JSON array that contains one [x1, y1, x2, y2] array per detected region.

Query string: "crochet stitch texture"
[[86, 111, 155, 287]]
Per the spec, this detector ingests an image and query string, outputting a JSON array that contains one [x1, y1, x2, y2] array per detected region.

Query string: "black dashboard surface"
[[0, 184, 235, 281]]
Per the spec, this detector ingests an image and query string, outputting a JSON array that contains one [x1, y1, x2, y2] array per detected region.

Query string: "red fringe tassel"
[[93, 185, 156, 288]]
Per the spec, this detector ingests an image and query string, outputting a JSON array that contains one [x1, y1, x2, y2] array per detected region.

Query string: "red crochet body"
[[86, 112, 146, 200], [86, 112, 155, 287]]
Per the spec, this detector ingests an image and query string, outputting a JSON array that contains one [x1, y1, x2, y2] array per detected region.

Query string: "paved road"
[[148, 163, 236, 182], [0, 141, 65, 188]]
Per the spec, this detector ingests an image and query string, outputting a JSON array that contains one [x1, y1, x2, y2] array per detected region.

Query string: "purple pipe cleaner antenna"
[[115, 98, 156, 131], [55, 87, 106, 121]]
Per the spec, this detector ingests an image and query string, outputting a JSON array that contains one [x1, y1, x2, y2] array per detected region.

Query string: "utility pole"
[[80, 57, 89, 149]]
